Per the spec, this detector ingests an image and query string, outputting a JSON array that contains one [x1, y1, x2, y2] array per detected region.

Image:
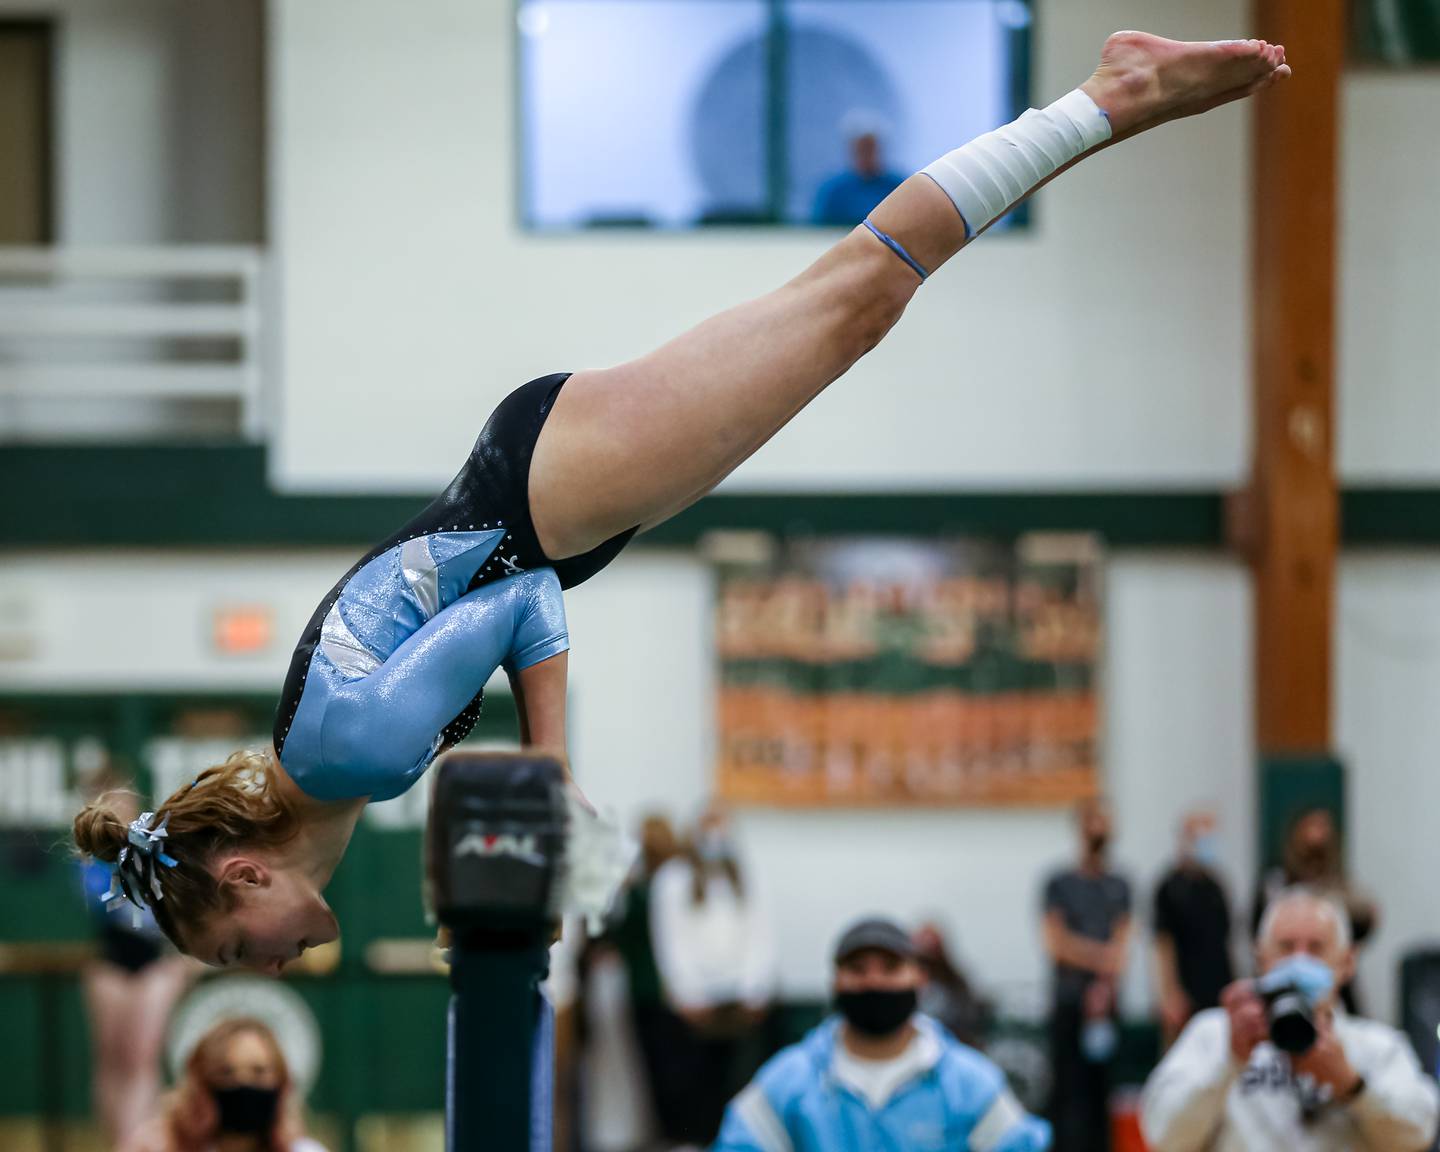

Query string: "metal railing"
[[0, 246, 265, 440]]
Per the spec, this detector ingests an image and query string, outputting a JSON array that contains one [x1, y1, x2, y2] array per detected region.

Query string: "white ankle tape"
[[922, 88, 1112, 237]]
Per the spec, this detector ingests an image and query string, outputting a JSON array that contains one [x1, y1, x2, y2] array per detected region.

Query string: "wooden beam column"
[[1244, 0, 1345, 752]]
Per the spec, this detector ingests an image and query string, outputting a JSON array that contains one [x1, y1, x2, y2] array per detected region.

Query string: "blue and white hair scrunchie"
[[102, 811, 179, 927]]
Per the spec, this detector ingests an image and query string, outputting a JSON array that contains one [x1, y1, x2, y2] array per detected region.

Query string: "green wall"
[[0, 691, 522, 1133]]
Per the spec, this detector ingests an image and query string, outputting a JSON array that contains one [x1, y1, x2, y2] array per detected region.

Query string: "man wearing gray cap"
[[714, 915, 1051, 1152]]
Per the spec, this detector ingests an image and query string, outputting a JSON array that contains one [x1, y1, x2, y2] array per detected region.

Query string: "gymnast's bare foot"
[[1081, 32, 1291, 140]]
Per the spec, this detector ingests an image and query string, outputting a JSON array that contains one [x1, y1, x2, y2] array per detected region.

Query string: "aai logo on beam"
[[454, 831, 545, 866]]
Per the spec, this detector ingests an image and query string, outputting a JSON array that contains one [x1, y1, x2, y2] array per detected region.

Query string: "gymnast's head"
[[72, 748, 338, 974]]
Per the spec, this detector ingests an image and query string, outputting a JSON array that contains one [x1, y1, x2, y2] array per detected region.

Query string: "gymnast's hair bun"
[[73, 798, 130, 863]]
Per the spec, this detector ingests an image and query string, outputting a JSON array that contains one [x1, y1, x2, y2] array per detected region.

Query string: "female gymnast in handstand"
[[75, 31, 1289, 973]]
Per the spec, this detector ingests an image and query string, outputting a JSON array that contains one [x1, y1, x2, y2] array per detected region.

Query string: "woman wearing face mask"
[[648, 805, 777, 1147], [1252, 807, 1378, 1014], [120, 1017, 326, 1152]]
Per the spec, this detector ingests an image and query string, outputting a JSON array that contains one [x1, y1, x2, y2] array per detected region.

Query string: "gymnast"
[[74, 31, 1289, 973]]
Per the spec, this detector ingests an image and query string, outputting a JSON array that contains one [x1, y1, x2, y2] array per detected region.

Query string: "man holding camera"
[[1141, 887, 1437, 1151]]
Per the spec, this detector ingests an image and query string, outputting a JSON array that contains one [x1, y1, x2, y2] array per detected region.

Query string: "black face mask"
[[834, 988, 918, 1038], [1298, 843, 1329, 869], [213, 1085, 280, 1135]]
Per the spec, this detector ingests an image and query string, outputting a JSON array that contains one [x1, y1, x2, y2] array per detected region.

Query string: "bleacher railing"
[[0, 246, 264, 439]]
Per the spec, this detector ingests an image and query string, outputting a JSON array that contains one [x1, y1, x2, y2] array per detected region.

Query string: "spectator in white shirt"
[[1142, 886, 1437, 1152], [648, 803, 777, 1147]]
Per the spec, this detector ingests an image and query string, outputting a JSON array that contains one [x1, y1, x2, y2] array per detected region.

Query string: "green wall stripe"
[[1, 445, 1436, 549], [1342, 489, 1440, 546], [0, 445, 425, 548], [638, 490, 1225, 546], [0, 444, 1224, 548]]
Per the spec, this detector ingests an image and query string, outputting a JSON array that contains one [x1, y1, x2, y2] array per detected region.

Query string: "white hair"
[[1257, 885, 1352, 952], [840, 108, 890, 142]]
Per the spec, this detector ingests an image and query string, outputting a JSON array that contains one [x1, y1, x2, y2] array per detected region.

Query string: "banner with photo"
[[713, 533, 1102, 807]]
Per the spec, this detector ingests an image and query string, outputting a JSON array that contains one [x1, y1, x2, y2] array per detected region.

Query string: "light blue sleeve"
[[318, 569, 568, 799], [990, 1116, 1052, 1152], [937, 1038, 1052, 1152], [503, 567, 569, 673], [713, 1049, 812, 1152], [712, 1089, 780, 1152]]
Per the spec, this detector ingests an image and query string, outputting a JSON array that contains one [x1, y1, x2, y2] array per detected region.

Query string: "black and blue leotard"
[[272, 374, 636, 801]]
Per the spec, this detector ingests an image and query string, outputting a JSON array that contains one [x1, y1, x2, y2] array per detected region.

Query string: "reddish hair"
[[72, 748, 300, 953], [163, 1017, 302, 1152]]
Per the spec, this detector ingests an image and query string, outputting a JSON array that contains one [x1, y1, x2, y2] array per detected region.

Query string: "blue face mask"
[[1191, 833, 1221, 869], [1257, 954, 1335, 1004]]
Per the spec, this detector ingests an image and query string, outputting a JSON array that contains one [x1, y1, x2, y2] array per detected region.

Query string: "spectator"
[[649, 803, 776, 1146], [574, 936, 654, 1152], [913, 919, 995, 1049], [715, 915, 1050, 1152], [121, 1016, 327, 1152], [79, 779, 196, 1148], [1041, 797, 1132, 1152], [603, 812, 681, 1146], [1254, 807, 1378, 1014], [1142, 886, 1438, 1151], [1154, 809, 1235, 1047], [811, 111, 906, 226]]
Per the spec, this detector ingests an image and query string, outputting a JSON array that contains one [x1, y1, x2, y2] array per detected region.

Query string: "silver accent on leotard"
[[319, 602, 382, 677], [400, 536, 442, 621]]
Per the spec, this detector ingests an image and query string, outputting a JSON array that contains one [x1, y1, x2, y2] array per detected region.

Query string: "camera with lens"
[[1257, 975, 1318, 1054], [1254, 954, 1336, 1055]]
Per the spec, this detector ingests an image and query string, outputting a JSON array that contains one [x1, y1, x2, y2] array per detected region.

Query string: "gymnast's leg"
[[528, 32, 1288, 560]]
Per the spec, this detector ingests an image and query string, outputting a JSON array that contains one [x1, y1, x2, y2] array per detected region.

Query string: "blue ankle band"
[[862, 219, 929, 282]]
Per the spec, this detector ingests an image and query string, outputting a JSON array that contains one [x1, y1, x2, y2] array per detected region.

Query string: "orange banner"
[[713, 534, 1102, 807]]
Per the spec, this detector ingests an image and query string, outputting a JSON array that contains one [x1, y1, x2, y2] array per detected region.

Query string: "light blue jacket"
[[714, 1016, 1050, 1152]]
